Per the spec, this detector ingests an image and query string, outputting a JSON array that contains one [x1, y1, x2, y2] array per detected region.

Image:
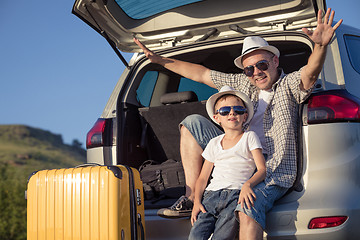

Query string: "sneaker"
[[157, 195, 193, 218]]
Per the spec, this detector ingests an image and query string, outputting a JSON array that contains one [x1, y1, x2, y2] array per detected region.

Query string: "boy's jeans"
[[188, 189, 240, 240]]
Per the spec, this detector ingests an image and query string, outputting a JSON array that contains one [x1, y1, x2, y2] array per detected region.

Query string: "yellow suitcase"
[[27, 165, 145, 240]]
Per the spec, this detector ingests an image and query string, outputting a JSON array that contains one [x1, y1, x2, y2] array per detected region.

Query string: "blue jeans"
[[235, 182, 288, 230], [188, 189, 240, 240], [181, 114, 288, 230], [180, 114, 223, 150]]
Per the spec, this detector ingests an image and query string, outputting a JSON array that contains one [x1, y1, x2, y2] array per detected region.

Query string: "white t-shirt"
[[201, 131, 262, 191], [248, 90, 272, 154]]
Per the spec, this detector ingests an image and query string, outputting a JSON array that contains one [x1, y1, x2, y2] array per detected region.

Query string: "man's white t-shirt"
[[248, 90, 272, 154], [201, 131, 262, 191]]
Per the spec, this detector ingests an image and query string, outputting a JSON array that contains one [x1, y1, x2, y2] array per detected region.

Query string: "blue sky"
[[1, 0, 359, 148]]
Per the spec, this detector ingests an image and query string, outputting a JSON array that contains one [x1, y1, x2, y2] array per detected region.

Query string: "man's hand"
[[133, 38, 214, 86], [302, 8, 343, 47], [134, 38, 164, 64]]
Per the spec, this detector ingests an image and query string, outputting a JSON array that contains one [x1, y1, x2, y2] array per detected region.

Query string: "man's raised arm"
[[301, 8, 343, 90], [134, 38, 216, 88]]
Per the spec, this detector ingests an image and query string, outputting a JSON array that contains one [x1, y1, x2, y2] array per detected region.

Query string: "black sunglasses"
[[243, 60, 270, 77], [216, 106, 247, 116]]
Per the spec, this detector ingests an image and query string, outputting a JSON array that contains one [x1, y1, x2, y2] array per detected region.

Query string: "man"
[[135, 8, 342, 239]]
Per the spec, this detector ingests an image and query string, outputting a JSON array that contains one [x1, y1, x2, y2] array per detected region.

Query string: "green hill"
[[0, 125, 86, 240], [0, 124, 86, 171]]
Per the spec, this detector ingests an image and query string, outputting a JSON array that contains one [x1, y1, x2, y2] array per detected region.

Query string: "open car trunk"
[[116, 34, 313, 207], [106, 35, 315, 239]]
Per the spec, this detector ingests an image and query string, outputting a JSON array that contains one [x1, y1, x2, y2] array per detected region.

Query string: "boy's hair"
[[213, 94, 246, 112]]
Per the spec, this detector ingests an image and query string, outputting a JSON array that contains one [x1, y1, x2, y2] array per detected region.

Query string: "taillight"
[[308, 216, 348, 229], [307, 90, 360, 124], [86, 118, 113, 149]]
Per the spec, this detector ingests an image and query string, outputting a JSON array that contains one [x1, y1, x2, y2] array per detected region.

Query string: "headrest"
[[160, 91, 198, 105]]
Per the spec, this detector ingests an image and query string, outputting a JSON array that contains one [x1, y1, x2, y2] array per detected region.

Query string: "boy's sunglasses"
[[243, 60, 270, 77], [216, 106, 247, 116]]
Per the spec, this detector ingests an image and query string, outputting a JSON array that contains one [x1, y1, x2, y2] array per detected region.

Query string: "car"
[[72, 0, 360, 239]]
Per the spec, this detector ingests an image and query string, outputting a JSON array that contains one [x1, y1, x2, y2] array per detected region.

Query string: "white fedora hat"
[[206, 85, 254, 125], [234, 36, 280, 69]]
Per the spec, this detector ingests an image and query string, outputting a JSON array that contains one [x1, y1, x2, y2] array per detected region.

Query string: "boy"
[[189, 86, 266, 240]]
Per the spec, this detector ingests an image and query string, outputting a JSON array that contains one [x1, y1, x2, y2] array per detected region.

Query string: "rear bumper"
[[143, 193, 360, 240], [145, 209, 191, 240]]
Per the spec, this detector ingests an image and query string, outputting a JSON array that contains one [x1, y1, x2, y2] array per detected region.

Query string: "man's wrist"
[[314, 43, 327, 50]]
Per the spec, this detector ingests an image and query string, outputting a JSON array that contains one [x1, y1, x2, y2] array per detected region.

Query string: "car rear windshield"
[[115, 0, 202, 19]]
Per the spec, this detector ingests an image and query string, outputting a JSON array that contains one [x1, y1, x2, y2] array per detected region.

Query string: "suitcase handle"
[[138, 213, 145, 240], [74, 163, 102, 168]]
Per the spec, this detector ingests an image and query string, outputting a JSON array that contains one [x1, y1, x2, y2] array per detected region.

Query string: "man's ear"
[[273, 55, 279, 68]]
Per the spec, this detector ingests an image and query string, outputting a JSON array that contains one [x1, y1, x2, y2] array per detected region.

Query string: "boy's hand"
[[191, 202, 206, 226], [238, 182, 256, 209]]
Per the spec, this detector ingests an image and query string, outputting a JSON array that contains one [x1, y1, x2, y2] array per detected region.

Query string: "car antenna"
[[84, 4, 130, 69]]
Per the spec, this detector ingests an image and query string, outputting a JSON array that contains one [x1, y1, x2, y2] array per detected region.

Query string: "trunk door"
[[73, 0, 325, 52]]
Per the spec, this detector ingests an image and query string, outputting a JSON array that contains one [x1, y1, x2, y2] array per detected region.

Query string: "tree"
[[0, 164, 27, 240], [71, 139, 83, 149]]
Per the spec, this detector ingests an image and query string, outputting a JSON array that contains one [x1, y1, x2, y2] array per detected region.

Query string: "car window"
[[136, 71, 158, 107], [178, 77, 217, 101], [137, 72, 217, 107], [115, 0, 202, 19], [344, 35, 360, 74]]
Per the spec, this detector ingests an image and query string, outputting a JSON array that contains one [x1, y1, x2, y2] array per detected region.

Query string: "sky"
[[1, 0, 359, 148]]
